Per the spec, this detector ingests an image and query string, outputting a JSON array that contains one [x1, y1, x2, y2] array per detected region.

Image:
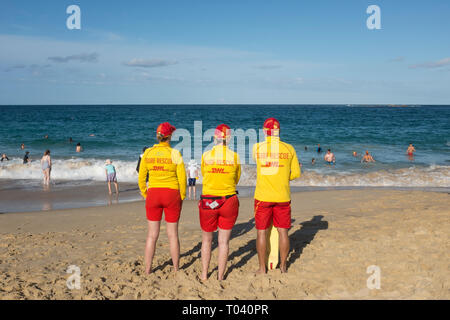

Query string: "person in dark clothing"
[[23, 151, 30, 164], [136, 146, 149, 181], [1, 153, 9, 162]]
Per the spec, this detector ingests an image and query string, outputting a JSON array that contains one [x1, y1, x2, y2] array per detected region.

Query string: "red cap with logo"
[[156, 122, 176, 137], [214, 124, 231, 139], [263, 118, 280, 136]]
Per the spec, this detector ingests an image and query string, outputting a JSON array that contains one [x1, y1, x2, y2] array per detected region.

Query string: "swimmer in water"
[[76, 143, 82, 152], [406, 143, 416, 160], [23, 151, 30, 164], [311, 158, 316, 165], [21, 143, 25, 150], [352, 151, 358, 157], [361, 150, 375, 163], [1, 154, 9, 162], [317, 144, 322, 153], [41, 150, 52, 185], [324, 149, 336, 165]]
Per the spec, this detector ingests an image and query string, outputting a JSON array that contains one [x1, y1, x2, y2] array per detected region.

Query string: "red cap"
[[263, 118, 280, 136], [214, 124, 231, 139], [156, 122, 176, 137]]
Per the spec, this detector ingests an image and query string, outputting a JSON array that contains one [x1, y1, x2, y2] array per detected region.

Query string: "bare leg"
[[144, 220, 160, 274], [107, 182, 112, 194], [193, 186, 196, 200], [256, 228, 267, 274], [217, 228, 232, 280], [201, 231, 213, 280], [277, 228, 290, 273], [188, 186, 192, 200], [166, 222, 180, 272], [114, 182, 119, 194]]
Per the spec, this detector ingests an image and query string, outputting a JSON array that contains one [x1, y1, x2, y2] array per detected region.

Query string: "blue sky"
[[0, 0, 449, 104]]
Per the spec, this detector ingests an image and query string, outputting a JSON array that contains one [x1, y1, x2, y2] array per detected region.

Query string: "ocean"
[[0, 105, 449, 192]]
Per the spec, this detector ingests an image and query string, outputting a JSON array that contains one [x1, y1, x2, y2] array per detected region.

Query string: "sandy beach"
[[0, 189, 448, 300]]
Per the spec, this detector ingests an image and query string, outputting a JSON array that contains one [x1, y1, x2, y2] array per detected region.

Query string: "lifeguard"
[[138, 122, 186, 274], [253, 118, 301, 274], [199, 124, 241, 280]]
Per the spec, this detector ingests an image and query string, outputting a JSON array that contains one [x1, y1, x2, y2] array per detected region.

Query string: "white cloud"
[[48, 53, 99, 63], [122, 58, 178, 68], [409, 57, 450, 69]]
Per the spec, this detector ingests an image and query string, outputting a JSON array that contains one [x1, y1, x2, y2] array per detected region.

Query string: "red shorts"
[[254, 199, 291, 230], [198, 195, 239, 232], [145, 188, 182, 223]]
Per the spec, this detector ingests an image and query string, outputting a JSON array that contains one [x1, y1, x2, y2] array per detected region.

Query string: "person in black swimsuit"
[[23, 151, 30, 164]]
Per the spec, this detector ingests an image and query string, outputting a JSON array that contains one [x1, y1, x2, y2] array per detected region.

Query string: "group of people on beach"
[[137, 118, 300, 279], [0, 139, 85, 186], [310, 142, 415, 166]]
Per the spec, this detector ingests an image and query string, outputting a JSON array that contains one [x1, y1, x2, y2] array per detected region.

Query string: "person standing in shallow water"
[[406, 143, 416, 161], [253, 118, 301, 274], [361, 150, 375, 163], [105, 159, 119, 195], [76, 143, 82, 152], [23, 151, 30, 164], [138, 122, 186, 274], [41, 150, 52, 185]]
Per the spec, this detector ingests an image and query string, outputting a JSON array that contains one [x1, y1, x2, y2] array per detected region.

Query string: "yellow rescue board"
[[266, 224, 279, 270]]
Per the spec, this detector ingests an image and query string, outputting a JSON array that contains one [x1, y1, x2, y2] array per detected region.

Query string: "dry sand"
[[0, 189, 448, 300]]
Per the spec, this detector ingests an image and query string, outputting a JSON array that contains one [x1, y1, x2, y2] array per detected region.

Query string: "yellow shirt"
[[138, 142, 186, 200], [253, 136, 301, 202], [201, 145, 241, 196]]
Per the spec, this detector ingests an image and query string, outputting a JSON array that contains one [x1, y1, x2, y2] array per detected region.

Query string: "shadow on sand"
[[153, 215, 328, 276]]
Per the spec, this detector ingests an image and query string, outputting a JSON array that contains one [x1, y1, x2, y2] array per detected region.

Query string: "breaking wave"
[[1, 158, 449, 188]]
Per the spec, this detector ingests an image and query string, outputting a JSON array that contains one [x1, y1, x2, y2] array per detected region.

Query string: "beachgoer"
[[138, 122, 186, 274], [76, 143, 82, 152], [199, 124, 241, 281], [23, 151, 30, 164], [352, 151, 358, 157], [324, 149, 336, 164], [304, 146, 308, 151], [253, 118, 301, 274], [317, 144, 322, 153], [40, 150, 52, 185], [69, 137, 73, 143], [105, 159, 119, 194], [136, 146, 149, 173], [44, 134, 49, 139], [187, 159, 199, 200], [361, 150, 375, 163], [1, 154, 9, 162], [406, 143, 416, 160], [21, 143, 25, 150], [311, 158, 316, 165]]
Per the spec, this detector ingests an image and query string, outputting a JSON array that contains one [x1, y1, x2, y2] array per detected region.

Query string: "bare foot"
[[145, 268, 152, 275], [255, 268, 266, 275], [280, 265, 287, 273]]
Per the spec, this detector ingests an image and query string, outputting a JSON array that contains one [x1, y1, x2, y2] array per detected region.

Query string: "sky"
[[0, 0, 449, 105]]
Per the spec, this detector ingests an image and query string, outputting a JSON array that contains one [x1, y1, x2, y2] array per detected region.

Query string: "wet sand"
[[0, 189, 449, 299]]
